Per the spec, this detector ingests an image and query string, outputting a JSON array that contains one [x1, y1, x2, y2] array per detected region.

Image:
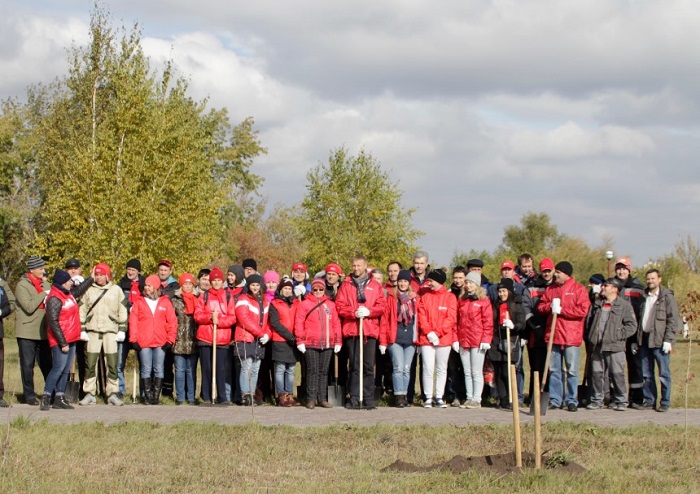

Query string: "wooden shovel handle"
[[541, 313, 558, 391]]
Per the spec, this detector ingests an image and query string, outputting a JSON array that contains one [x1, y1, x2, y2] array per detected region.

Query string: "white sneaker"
[[108, 394, 124, 406], [79, 394, 96, 406], [435, 399, 448, 408], [423, 399, 433, 408], [465, 400, 481, 409]]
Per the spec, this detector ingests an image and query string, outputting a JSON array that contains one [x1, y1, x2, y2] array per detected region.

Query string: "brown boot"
[[305, 400, 316, 409], [288, 394, 301, 407], [280, 394, 293, 407], [318, 400, 333, 408]]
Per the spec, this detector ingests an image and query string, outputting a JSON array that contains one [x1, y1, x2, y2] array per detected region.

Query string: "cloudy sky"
[[2, 0, 699, 268]]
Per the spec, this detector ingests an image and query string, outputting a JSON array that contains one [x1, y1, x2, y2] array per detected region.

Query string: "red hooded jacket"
[[129, 296, 177, 348], [537, 277, 590, 347], [234, 293, 271, 343], [335, 276, 386, 339], [294, 295, 342, 349], [416, 286, 457, 346], [194, 288, 236, 346], [456, 294, 494, 348]]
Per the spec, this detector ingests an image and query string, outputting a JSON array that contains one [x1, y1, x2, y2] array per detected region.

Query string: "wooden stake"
[[132, 365, 137, 404], [541, 313, 558, 390], [511, 364, 522, 468], [506, 325, 512, 403], [359, 317, 364, 406], [212, 311, 218, 403], [533, 371, 542, 470]]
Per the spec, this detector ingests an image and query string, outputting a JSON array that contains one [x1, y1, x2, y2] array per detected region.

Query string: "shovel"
[[211, 311, 218, 404], [359, 317, 364, 407], [577, 351, 591, 407], [65, 353, 80, 403], [506, 311, 512, 404], [530, 311, 557, 416], [327, 353, 345, 406]]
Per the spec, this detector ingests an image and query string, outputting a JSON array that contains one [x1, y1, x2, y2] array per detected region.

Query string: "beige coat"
[[80, 282, 128, 333]]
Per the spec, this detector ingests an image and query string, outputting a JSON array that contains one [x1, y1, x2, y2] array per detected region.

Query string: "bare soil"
[[382, 452, 587, 475]]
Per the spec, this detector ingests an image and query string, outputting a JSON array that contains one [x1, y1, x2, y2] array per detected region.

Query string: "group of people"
[[0, 250, 680, 413]]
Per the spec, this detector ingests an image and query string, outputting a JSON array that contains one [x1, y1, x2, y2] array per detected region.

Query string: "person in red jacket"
[[41, 269, 81, 411], [537, 261, 590, 411], [129, 275, 177, 404], [416, 268, 457, 408], [268, 278, 300, 407], [295, 278, 342, 409], [194, 267, 236, 405], [335, 255, 386, 409], [379, 270, 417, 408], [456, 271, 493, 409], [234, 274, 271, 406]]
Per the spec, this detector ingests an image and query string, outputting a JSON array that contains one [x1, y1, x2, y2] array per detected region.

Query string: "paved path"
[[2, 402, 699, 428]]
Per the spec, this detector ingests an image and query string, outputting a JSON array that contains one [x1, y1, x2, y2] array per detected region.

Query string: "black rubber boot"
[[151, 378, 162, 405], [142, 378, 153, 405], [40, 394, 51, 411]]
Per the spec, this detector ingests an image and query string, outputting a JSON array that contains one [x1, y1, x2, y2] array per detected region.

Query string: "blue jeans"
[[117, 341, 130, 395], [548, 345, 579, 407], [239, 357, 261, 395], [44, 344, 76, 396], [388, 343, 415, 396], [274, 362, 295, 395], [139, 347, 165, 379], [640, 346, 671, 407], [174, 353, 198, 402]]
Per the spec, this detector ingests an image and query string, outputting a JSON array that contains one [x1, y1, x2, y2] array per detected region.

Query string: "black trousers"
[[346, 337, 376, 405], [445, 349, 465, 401], [305, 348, 332, 403], [161, 347, 174, 396], [17, 337, 52, 401], [527, 344, 548, 399], [199, 345, 228, 403], [0, 338, 4, 398]]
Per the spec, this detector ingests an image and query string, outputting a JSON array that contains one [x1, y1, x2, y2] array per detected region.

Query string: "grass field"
[[0, 420, 697, 493]]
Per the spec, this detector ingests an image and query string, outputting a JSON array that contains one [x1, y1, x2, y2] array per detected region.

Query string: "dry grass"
[[0, 420, 698, 493]]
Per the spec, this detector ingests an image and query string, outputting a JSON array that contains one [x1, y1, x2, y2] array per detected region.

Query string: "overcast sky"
[[2, 1, 699, 268]]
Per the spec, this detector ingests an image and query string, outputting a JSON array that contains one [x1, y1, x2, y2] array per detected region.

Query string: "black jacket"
[[488, 295, 526, 363], [0, 285, 11, 338]]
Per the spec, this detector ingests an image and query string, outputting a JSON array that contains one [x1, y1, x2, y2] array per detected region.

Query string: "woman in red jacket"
[[194, 267, 237, 405], [379, 270, 417, 408], [129, 275, 177, 404], [416, 269, 457, 408], [294, 278, 342, 409], [234, 274, 271, 406], [269, 278, 300, 407], [41, 269, 81, 411], [456, 271, 493, 409]]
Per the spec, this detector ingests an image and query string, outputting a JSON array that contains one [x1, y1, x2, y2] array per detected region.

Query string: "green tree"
[[295, 146, 422, 271], [25, 6, 264, 275], [500, 211, 565, 257]]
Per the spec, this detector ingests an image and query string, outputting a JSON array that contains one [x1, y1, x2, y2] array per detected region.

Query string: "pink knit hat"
[[264, 270, 280, 284]]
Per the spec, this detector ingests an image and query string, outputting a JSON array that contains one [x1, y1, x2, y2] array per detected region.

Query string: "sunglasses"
[[312, 288, 325, 293]]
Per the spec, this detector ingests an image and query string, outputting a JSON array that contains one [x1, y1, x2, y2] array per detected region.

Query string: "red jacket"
[[335, 276, 386, 339], [270, 298, 298, 343], [234, 293, 271, 343], [47, 287, 81, 347], [456, 294, 493, 348], [409, 270, 431, 296], [379, 289, 418, 346], [294, 295, 342, 349], [416, 286, 457, 346], [537, 277, 590, 347], [194, 288, 236, 346], [129, 296, 177, 348]]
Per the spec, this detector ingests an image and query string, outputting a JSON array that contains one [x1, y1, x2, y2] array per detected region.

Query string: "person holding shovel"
[[295, 278, 342, 409], [537, 261, 590, 412], [487, 278, 526, 410], [195, 267, 236, 405], [40, 269, 82, 411], [129, 275, 178, 405], [336, 255, 386, 409]]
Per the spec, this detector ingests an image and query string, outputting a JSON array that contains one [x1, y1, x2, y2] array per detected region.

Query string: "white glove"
[[503, 319, 514, 330], [451, 341, 459, 352], [415, 345, 421, 355], [427, 331, 439, 346], [521, 339, 527, 348], [355, 306, 370, 318], [116, 332, 126, 343], [72, 275, 85, 284], [260, 334, 270, 345], [479, 342, 491, 353], [296, 343, 306, 354], [293, 285, 306, 297], [334, 344, 341, 353], [378, 345, 386, 355], [630, 342, 638, 355], [551, 298, 562, 315], [662, 342, 672, 354], [592, 285, 601, 294], [80, 331, 90, 342], [44, 290, 50, 295]]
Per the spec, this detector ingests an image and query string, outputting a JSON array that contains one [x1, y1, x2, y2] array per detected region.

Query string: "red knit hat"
[[145, 275, 161, 289], [292, 262, 307, 272], [94, 263, 111, 279], [210, 267, 224, 281], [179, 273, 195, 286]]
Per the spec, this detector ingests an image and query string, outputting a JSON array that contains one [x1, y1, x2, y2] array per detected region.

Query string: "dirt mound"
[[382, 452, 586, 475]]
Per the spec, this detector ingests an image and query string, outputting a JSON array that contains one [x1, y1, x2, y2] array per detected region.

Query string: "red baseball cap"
[[292, 262, 307, 272], [158, 259, 173, 268], [500, 261, 515, 270], [615, 257, 631, 270], [539, 258, 555, 271], [325, 263, 343, 275]]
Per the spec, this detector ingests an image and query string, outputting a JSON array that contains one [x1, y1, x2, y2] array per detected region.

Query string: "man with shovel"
[[336, 255, 386, 409], [537, 261, 590, 412]]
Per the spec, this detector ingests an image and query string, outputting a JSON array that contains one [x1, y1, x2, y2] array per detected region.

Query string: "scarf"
[[498, 302, 510, 326], [28, 272, 45, 309], [397, 291, 415, 325], [129, 281, 141, 305], [265, 289, 276, 304], [351, 273, 370, 303], [181, 291, 196, 315]]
